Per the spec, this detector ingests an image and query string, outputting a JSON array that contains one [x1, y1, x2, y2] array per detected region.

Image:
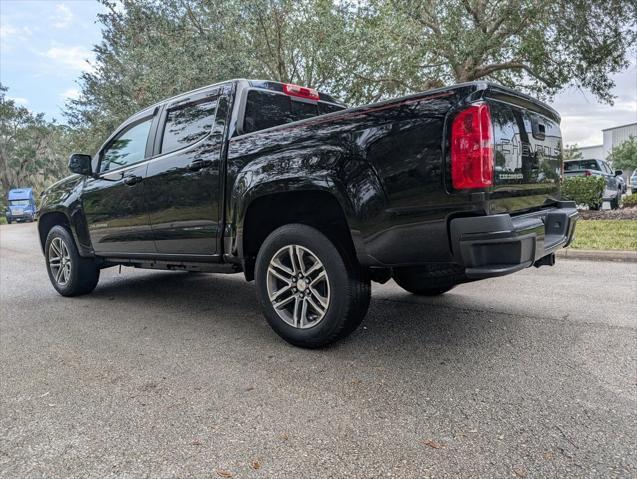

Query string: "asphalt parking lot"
[[1, 222, 635, 478]]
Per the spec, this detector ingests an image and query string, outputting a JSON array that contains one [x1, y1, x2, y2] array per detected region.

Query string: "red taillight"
[[283, 83, 320, 101], [451, 103, 494, 190], [584, 170, 592, 176]]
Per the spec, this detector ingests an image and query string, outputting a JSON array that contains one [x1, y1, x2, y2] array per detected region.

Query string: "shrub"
[[561, 176, 606, 209], [622, 193, 637, 207]]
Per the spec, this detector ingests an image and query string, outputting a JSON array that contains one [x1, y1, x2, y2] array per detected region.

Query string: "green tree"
[[65, 0, 251, 154], [607, 136, 637, 171], [376, 0, 637, 104], [562, 144, 584, 162], [66, 0, 637, 154], [0, 84, 71, 199], [66, 0, 366, 153]]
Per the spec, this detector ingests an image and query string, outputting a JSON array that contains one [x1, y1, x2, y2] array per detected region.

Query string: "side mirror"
[[615, 170, 623, 176], [68, 154, 93, 176]]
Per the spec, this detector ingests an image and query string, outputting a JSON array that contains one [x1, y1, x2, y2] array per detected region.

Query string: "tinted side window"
[[100, 118, 153, 173], [161, 99, 218, 154], [601, 162, 612, 175]]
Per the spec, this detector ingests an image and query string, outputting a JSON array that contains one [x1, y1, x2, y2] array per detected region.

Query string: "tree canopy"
[[65, 0, 637, 154], [607, 136, 637, 171], [2, 0, 636, 193], [385, 0, 636, 103], [0, 85, 70, 199], [562, 144, 584, 163]]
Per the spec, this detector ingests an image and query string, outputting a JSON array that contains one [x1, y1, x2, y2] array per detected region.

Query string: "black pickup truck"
[[39, 79, 578, 347]]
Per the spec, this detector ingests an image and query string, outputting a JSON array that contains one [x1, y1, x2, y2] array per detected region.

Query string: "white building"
[[577, 144, 603, 160], [575, 122, 637, 160], [602, 122, 637, 159]]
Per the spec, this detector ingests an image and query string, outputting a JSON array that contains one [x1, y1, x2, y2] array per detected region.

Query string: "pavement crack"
[[555, 424, 579, 450]]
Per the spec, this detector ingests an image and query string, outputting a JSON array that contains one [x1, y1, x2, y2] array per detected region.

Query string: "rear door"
[[82, 109, 158, 255], [144, 85, 230, 256]]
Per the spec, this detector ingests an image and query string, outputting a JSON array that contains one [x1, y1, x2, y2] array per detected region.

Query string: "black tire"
[[393, 267, 457, 296], [45, 225, 100, 297], [611, 193, 620, 209], [255, 224, 370, 348]]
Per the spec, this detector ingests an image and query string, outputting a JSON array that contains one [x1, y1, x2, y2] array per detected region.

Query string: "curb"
[[556, 249, 637, 263]]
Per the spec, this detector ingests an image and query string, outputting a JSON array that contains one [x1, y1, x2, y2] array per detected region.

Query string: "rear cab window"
[[242, 89, 345, 135], [564, 160, 601, 172]]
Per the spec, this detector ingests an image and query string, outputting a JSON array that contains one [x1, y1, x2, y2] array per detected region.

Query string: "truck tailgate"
[[484, 86, 562, 214]]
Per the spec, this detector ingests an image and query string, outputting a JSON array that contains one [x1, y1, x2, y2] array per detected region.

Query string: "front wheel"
[[45, 225, 100, 297], [255, 224, 370, 348]]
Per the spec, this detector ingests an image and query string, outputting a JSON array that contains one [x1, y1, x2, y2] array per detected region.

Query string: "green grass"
[[571, 220, 637, 251], [0, 217, 6, 225]]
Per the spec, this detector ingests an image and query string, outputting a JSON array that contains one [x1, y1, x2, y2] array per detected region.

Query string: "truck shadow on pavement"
[[86, 269, 521, 359]]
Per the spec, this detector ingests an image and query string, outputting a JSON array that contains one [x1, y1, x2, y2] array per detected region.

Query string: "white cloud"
[[552, 62, 637, 147], [0, 23, 18, 39], [52, 4, 74, 29], [8, 97, 29, 106], [61, 88, 80, 101], [0, 21, 32, 49], [44, 45, 94, 73]]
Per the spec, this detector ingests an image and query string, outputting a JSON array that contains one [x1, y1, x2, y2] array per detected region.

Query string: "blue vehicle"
[[5, 188, 37, 223]]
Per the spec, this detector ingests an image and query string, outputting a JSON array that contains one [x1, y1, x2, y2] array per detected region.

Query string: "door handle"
[[123, 175, 142, 186], [187, 159, 212, 171]]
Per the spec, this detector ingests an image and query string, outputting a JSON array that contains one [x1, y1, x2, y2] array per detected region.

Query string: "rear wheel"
[[255, 224, 370, 348], [611, 193, 620, 209], [45, 225, 100, 297], [393, 267, 457, 296]]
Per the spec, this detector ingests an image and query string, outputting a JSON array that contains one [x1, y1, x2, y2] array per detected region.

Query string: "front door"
[[82, 112, 157, 255], [144, 88, 227, 256]]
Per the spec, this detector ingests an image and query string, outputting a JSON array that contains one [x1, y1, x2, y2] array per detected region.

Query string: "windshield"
[[243, 90, 345, 134], [9, 199, 30, 206]]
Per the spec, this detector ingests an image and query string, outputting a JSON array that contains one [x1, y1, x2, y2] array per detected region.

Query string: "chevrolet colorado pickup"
[[39, 79, 578, 347]]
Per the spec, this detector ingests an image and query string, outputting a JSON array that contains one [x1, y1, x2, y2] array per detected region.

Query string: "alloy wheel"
[[266, 244, 331, 329], [48, 237, 71, 286]]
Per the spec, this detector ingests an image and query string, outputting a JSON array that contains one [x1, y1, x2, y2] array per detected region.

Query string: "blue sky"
[[1, 0, 105, 121], [1, 0, 635, 147]]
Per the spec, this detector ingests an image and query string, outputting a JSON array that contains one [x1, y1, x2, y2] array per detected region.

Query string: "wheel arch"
[[38, 210, 93, 257], [38, 211, 71, 253], [238, 187, 361, 281]]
